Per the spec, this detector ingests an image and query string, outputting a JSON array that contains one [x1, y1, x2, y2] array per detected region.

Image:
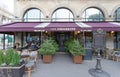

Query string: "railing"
[[11, 18, 119, 22]]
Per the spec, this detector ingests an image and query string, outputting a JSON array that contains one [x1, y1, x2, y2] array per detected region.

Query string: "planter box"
[[73, 55, 83, 64], [0, 64, 25, 77], [43, 55, 52, 63]]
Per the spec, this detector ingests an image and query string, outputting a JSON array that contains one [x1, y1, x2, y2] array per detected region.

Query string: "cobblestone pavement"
[[23, 54, 120, 77]]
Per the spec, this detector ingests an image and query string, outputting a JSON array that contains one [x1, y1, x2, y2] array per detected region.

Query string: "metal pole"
[[41, 31, 42, 44], [83, 31, 85, 49], [3, 33, 5, 50]]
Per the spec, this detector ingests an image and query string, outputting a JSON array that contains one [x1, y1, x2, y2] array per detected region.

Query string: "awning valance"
[[76, 22, 120, 31], [0, 22, 120, 32], [34, 22, 82, 31], [0, 22, 43, 32]]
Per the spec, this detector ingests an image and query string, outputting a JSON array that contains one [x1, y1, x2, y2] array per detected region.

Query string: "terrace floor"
[[23, 53, 120, 77]]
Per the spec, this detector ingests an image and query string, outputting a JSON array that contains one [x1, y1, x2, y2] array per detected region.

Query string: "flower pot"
[[73, 55, 83, 64], [43, 55, 52, 63], [0, 64, 25, 77]]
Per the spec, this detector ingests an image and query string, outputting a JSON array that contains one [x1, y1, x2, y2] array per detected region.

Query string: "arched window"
[[52, 8, 74, 21], [23, 8, 44, 22], [82, 8, 105, 22], [114, 7, 120, 21]]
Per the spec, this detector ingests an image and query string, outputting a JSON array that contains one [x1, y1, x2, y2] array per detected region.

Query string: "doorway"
[[54, 32, 71, 52]]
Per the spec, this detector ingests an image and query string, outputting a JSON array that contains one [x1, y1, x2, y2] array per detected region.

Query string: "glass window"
[[0, 34, 14, 49], [114, 7, 120, 21], [23, 8, 44, 22], [82, 8, 105, 22], [52, 8, 74, 21]]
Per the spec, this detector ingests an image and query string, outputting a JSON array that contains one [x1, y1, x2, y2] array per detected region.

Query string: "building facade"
[[1, 0, 120, 56], [0, 7, 15, 49], [13, 0, 120, 50], [0, 7, 14, 24], [14, 0, 120, 21]]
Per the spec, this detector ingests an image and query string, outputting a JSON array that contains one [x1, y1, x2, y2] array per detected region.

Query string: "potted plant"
[[65, 39, 85, 64], [39, 39, 58, 63], [0, 48, 25, 77], [0, 50, 3, 65]]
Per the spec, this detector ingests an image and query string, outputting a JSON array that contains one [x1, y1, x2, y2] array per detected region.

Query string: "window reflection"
[[114, 7, 120, 21], [82, 8, 105, 22], [23, 8, 44, 22], [52, 8, 74, 21]]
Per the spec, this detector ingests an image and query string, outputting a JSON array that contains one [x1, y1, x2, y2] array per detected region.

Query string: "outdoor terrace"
[[23, 53, 120, 77]]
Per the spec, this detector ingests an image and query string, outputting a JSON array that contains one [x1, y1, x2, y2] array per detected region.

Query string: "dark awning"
[[0, 22, 43, 32], [34, 22, 82, 31], [76, 22, 120, 31], [0, 22, 120, 32]]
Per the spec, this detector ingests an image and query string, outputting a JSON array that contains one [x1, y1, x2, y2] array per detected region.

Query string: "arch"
[[50, 7, 75, 21], [23, 8, 44, 22], [49, 4, 76, 19], [19, 4, 46, 19], [81, 7, 105, 21], [111, 4, 120, 18], [79, 4, 108, 19]]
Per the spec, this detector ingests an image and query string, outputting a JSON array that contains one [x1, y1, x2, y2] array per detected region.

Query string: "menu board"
[[93, 30, 106, 48]]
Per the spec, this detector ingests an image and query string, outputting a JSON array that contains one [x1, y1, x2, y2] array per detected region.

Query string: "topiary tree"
[[39, 39, 57, 55]]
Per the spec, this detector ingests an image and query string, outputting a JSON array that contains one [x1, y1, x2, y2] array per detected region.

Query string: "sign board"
[[93, 29, 106, 48]]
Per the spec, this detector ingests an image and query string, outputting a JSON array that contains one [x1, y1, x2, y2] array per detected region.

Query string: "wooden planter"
[[0, 64, 25, 77], [73, 55, 83, 64], [43, 55, 52, 63]]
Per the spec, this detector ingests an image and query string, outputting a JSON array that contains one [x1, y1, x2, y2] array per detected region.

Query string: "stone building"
[[0, 7, 14, 24], [1, 0, 120, 59]]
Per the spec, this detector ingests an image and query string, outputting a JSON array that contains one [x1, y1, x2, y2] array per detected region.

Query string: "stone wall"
[[14, 0, 120, 21]]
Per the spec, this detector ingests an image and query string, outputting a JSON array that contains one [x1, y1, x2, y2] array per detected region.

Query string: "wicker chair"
[[105, 49, 114, 60], [112, 51, 120, 62], [25, 51, 38, 77]]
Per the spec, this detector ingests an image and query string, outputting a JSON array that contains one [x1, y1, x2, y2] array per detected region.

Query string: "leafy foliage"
[[39, 39, 58, 55], [0, 48, 20, 66], [11, 51, 20, 66], [5, 48, 14, 65], [65, 39, 85, 56], [0, 50, 3, 65]]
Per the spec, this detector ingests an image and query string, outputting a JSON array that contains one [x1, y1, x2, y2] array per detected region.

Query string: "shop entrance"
[[54, 32, 71, 52]]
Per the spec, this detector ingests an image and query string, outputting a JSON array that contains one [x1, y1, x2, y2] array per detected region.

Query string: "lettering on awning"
[[50, 28, 76, 31]]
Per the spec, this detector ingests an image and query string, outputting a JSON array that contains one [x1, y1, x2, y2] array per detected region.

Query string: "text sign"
[[50, 28, 76, 31], [93, 29, 106, 48]]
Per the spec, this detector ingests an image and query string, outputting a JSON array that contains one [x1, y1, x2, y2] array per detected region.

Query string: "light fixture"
[[45, 31, 48, 33], [77, 31, 80, 34], [111, 31, 114, 34]]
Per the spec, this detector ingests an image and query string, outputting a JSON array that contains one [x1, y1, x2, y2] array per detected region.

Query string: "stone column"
[[0, 15, 3, 25]]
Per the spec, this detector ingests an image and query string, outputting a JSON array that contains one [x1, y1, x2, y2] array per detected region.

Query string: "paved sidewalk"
[[23, 54, 120, 77]]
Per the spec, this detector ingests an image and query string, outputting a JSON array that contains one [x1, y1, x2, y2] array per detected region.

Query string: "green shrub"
[[0, 48, 20, 66], [11, 51, 20, 66], [5, 48, 14, 65], [65, 39, 85, 56], [0, 50, 3, 65], [39, 39, 58, 55]]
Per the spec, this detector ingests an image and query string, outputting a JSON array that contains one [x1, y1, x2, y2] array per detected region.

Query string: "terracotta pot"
[[43, 55, 52, 63], [73, 55, 83, 64]]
